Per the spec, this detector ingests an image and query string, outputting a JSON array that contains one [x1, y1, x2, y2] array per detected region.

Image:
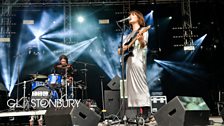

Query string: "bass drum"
[[31, 86, 59, 110]]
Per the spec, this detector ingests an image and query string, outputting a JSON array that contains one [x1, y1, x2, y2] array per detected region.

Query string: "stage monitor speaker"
[[107, 75, 120, 90], [0, 82, 8, 92], [220, 106, 224, 123], [0, 83, 8, 111], [154, 96, 210, 126], [104, 90, 120, 116], [45, 102, 101, 126]]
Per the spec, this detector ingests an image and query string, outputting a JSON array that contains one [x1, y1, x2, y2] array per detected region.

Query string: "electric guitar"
[[122, 25, 151, 62]]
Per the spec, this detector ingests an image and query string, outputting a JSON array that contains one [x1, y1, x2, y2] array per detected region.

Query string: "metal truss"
[[0, 0, 12, 40], [63, 0, 71, 45], [122, 0, 130, 29], [0, 0, 212, 7], [181, 0, 194, 50]]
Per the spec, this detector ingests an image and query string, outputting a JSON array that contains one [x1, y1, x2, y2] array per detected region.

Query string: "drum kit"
[[13, 61, 97, 111], [30, 71, 75, 103], [28, 73, 60, 110]]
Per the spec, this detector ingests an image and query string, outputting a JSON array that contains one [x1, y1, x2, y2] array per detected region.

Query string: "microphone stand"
[[73, 80, 83, 99], [100, 76, 106, 121], [83, 63, 87, 100], [64, 67, 68, 100], [71, 77, 74, 99], [116, 20, 127, 125], [116, 19, 139, 126], [75, 61, 95, 101], [79, 64, 88, 101], [66, 67, 68, 100], [60, 66, 68, 100]]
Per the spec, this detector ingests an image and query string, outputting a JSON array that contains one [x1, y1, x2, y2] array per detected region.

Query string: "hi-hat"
[[30, 74, 47, 79]]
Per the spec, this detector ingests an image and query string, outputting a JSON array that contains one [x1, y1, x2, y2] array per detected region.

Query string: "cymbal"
[[30, 74, 47, 79], [80, 69, 88, 72], [74, 61, 95, 66]]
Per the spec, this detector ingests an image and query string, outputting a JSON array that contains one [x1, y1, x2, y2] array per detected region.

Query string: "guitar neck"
[[127, 25, 151, 48], [127, 36, 138, 49]]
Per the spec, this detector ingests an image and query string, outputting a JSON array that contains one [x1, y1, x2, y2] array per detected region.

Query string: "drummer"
[[52, 54, 75, 99]]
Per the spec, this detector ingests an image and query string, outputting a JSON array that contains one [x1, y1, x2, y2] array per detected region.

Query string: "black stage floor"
[[0, 110, 223, 126]]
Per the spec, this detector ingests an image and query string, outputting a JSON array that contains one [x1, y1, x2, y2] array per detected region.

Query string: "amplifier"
[[151, 96, 167, 114]]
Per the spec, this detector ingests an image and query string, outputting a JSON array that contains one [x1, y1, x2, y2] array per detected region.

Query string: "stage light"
[[35, 33, 42, 40], [7, 11, 63, 94], [184, 45, 195, 51], [188, 34, 207, 51], [168, 16, 172, 20], [77, 16, 84, 23], [23, 20, 34, 25], [0, 38, 10, 42], [170, 34, 207, 63], [145, 10, 154, 25]]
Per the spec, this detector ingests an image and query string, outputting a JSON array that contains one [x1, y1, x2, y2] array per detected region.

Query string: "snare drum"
[[31, 81, 46, 90], [47, 74, 62, 88]]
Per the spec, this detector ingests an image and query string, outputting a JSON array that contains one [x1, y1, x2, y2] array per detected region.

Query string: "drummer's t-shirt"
[[52, 63, 74, 78]]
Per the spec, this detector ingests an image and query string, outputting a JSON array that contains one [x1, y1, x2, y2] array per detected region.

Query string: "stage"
[[0, 109, 223, 126], [1, 0, 224, 126]]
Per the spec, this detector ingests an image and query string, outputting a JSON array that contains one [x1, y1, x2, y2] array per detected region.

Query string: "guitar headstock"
[[146, 25, 151, 30], [140, 25, 151, 33]]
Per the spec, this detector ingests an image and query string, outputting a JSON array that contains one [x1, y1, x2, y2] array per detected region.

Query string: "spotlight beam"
[[38, 40, 57, 60], [10, 43, 28, 94], [66, 37, 98, 61], [41, 30, 72, 40], [86, 35, 119, 79], [41, 39, 70, 49], [147, 63, 163, 91], [155, 60, 208, 83], [42, 15, 64, 35], [144, 10, 154, 25], [0, 44, 10, 91], [155, 60, 184, 80], [185, 34, 207, 62]]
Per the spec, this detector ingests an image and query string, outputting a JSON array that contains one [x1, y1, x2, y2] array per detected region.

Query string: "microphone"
[[117, 17, 131, 22]]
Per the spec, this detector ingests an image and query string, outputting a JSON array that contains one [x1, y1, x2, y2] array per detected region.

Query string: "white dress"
[[124, 28, 151, 107]]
